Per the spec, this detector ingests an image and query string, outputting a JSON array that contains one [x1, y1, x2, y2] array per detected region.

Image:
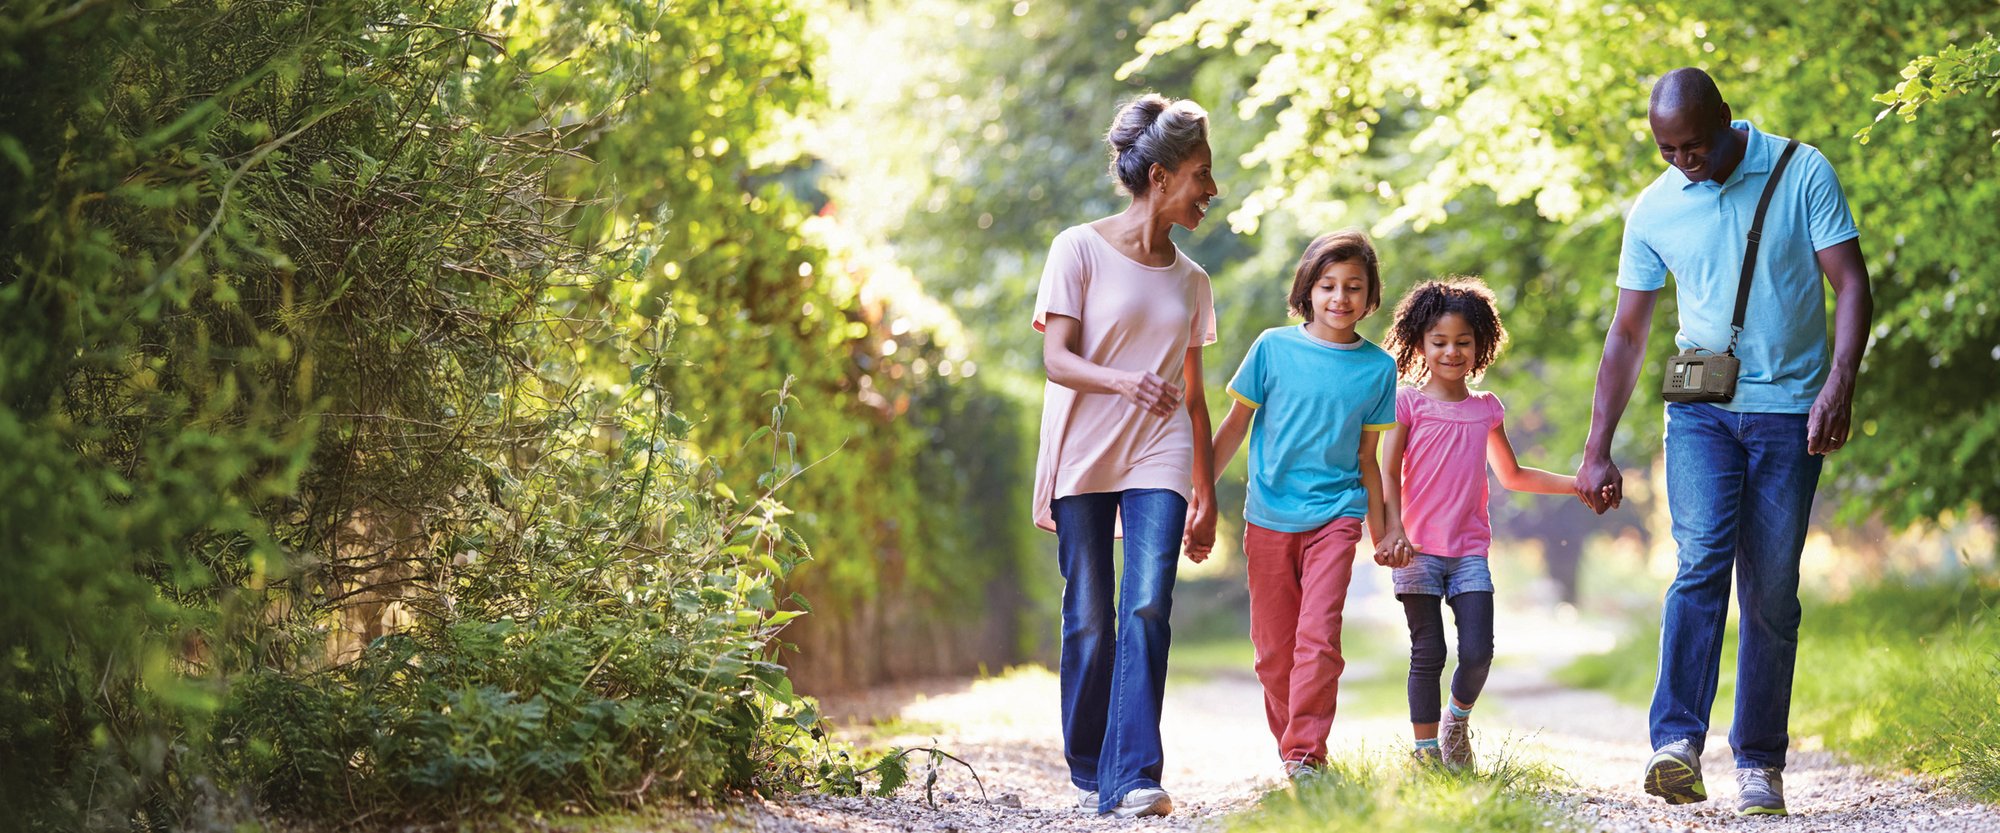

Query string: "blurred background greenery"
[[1, 0, 1994, 829]]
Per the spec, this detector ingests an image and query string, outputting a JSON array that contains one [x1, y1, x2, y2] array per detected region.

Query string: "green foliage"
[[1861, 34, 2000, 146], [0, 0, 986, 827], [204, 377, 834, 815], [1558, 573, 2000, 798], [555, 0, 1040, 689], [1123, 1, 2000, 525], [1228, 751, 1580, 833]]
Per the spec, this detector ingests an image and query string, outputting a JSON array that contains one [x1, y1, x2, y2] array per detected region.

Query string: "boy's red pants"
[[1243, 517, 1361, 764]]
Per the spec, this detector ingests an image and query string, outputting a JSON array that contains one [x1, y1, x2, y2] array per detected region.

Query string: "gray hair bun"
[[1106, 94, 1210, 196]]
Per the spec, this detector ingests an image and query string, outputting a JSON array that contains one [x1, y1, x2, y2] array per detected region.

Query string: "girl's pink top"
[[1030, 224, 1216, 532], [1397, 387, 1505, 557]]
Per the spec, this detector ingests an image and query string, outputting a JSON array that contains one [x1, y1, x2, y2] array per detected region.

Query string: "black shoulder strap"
[[1727, 138, 1802, 355]]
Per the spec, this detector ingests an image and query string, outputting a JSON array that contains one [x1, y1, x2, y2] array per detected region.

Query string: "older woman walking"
[[1031, 94, 1220, 818]]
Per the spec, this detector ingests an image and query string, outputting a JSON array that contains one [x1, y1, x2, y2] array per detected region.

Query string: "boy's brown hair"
[[1289, 230, 1382, 322]]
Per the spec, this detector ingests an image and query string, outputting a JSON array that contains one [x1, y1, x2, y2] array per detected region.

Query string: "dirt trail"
[[741, 604, 2000, 832]]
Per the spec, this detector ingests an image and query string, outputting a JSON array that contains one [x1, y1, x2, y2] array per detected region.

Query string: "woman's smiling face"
[[1156, 141, 1218, 230]]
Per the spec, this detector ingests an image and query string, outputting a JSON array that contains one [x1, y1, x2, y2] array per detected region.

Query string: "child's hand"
[[1373, 530, 1414, 568], [1183, 496, 1217, 563]]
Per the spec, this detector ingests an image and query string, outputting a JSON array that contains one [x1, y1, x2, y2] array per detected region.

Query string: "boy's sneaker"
[[1736, 767, 1787, 816], [1075, 789, 1098, 812], [1110, 787, 1173, 818], [1410, 746, 1444, 768], [1643, 739, 1708, 805], [1438, 711, 1476, 770], [1283, 758, 1320, 781]]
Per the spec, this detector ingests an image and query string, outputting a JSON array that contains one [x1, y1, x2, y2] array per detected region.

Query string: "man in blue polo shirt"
[[1575, 68, 1874, 816]]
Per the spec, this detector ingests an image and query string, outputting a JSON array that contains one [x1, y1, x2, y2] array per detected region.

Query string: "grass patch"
[[1227, 747, 1580, 833], [1558, 573, 2000, 799]]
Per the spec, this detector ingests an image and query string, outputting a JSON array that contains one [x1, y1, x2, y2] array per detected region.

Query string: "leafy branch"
[[1858, 34, 2000, 146]]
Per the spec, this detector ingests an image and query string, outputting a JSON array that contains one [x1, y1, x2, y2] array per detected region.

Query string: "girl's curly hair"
[[1384, 276, 1509, 384]]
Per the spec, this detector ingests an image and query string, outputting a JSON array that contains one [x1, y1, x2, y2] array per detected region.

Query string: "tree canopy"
[[1115, 0, 2000, 525]]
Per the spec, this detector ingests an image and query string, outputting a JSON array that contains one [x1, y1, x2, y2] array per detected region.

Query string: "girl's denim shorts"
[[1392, 553, 1494, 598]]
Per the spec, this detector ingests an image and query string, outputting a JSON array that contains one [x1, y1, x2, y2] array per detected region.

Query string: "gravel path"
[[738, 604, 2000, 832], [1484, 607, 2000, 832]]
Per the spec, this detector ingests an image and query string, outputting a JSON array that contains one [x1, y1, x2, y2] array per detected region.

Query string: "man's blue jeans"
[[1650, 402, 1823, 770], [1052, 488, 1184, 813]]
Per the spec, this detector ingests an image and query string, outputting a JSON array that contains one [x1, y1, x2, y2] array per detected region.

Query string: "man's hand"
[[1811, 238, 1870, 457], [1183, 495, 1216, 563], [1576, 455, 1623, 514], [1576, 288, 1654, 515], [1806, 373, 1855, 456]]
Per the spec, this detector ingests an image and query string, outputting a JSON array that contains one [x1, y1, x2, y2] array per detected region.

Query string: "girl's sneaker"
[[1438, 711, 1476, 770], [1111, 787, 1174, 818], [1409, 746, 1444, 768]]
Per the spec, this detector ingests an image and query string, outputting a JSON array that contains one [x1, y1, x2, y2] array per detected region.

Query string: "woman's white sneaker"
[[1111, 787, 1173, 818]]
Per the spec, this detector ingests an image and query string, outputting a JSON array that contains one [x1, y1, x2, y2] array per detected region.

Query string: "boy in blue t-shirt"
[[1208, 230, 1411, 778]]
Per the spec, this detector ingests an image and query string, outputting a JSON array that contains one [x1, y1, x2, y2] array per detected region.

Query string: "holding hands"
[[1374, 525, 1414, 568], [1574, 455, 1623, 515], [1183, 494, 1216, 563]]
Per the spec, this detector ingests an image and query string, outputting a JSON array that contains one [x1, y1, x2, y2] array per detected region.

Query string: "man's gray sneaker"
[[1439, 711, 1476, 770], [1643, 739, 1708, 804], [1736, 767, 1787, 816], [1110, 787, 1173, 818]]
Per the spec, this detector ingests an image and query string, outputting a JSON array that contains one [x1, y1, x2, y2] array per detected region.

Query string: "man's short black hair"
[[1650, 67, 1727, 124]]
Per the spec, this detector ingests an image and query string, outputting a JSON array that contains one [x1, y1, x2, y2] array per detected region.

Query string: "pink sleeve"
[[1189, 269, 1217, 346], [1033, 231, 1086, 333], [1488, 391, 1506, 427], [1395, 386, 1414, 427]]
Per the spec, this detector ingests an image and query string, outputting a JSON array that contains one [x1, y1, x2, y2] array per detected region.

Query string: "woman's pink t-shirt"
[[1030, 224, 1217, 532], [1397, 387, 1505, 557]]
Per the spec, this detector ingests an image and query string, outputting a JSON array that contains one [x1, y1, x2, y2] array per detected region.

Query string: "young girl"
[[1205, 230, 1413, 779], [1381, 277, 1582, 769]]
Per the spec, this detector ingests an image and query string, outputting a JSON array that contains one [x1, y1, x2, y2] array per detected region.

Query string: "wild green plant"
[[0, 0, 977, 828]]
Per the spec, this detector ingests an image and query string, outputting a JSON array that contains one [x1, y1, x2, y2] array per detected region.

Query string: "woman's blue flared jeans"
[[1052, 488, 1184, 814]]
